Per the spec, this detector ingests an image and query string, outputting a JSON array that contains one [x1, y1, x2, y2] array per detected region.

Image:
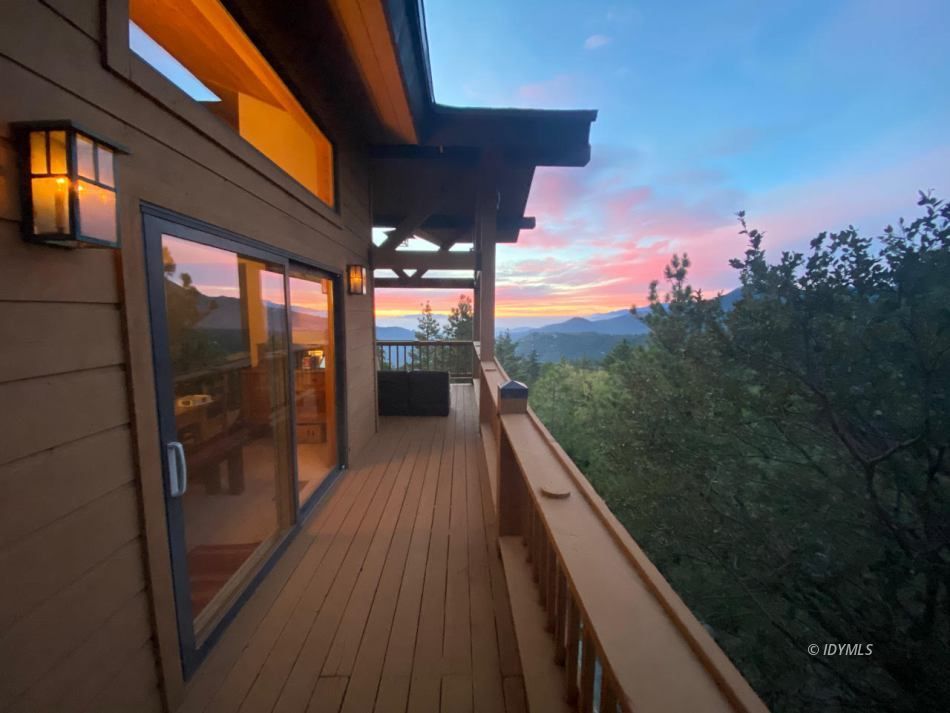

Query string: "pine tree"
[[445, 293, 474, 340], [495, 329, 523, 380], [414, 301, 442, 341], [414, 300, 442, 369], [525, 349, 541, 385]]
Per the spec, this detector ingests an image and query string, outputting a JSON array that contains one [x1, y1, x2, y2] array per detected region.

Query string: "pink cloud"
[[516, 74, 577, 106]]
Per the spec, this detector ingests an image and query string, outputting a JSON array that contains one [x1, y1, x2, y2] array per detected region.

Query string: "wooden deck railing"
[[377, 340, 476, 381], [475, 343, 770, 713]]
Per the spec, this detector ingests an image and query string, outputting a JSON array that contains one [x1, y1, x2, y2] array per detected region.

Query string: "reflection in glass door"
[[159, 233, 294, 636], [289, 267, 338, 505]]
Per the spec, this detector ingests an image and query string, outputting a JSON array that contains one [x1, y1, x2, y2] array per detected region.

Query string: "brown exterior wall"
[[0, 1, 377, 710]]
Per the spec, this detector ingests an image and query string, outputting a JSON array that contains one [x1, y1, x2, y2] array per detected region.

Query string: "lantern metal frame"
[[12, 120, 128, 248]]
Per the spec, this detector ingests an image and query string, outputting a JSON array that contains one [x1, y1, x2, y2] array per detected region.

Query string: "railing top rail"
[[482, 355, 769, 713]]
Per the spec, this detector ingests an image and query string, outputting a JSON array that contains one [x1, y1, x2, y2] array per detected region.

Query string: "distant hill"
[[376, 325, 415, 341], [515, 332, 648, 363], [534, 313, 649, 337], [587, 308, 630, 322]]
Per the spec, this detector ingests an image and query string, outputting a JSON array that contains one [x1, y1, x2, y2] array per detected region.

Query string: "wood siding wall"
[[0, 1, 378, 710]]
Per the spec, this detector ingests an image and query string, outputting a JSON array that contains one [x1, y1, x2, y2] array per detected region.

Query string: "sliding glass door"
[[289, 267, 338, 504], [143, 212, 341, 675]]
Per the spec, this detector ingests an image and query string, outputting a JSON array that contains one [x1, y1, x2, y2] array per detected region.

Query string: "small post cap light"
[[498, 380, 529, 414]]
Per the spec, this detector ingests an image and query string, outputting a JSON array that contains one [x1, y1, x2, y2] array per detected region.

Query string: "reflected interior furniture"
[[187, 425, 249, 495], [294, 369, 327, 443], [177, 394, 248, 495]]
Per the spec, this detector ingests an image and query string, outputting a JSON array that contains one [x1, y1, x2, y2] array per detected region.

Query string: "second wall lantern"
[[347, 264, 367, 295]]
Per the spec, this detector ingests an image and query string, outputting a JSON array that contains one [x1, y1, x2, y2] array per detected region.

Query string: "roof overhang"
[[332, 0, 596, 246], [226, 0, 596, 251]]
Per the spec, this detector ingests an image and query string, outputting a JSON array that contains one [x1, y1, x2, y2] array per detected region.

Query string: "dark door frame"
[[141, 204, 348, 677]]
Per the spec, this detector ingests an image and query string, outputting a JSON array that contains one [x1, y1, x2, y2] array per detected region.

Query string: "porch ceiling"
[[370, 107, 595, 249], [370, 148, 536, 246]]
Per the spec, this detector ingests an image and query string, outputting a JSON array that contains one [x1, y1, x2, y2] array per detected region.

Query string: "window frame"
[[102, 0, 342, 223]]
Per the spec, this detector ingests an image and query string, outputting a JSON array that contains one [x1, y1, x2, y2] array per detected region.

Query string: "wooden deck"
[[178, 384, 525, 713]]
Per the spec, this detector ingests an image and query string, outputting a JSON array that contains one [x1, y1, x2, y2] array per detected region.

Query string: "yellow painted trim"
[[130, 0, 335, 205]]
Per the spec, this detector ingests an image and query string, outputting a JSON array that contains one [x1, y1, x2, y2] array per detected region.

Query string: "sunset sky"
[[375, 0, 950, 329]]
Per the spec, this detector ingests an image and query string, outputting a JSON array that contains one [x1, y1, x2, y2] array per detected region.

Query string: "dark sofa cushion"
[[377, 371, 410, 416], [408, 371, 450, 417]]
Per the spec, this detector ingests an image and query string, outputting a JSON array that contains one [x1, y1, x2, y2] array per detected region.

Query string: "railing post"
[[497, 379, 528, 536]]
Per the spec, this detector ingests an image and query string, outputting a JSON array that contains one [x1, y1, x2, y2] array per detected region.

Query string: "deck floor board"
[[181, 385, 523, 713]]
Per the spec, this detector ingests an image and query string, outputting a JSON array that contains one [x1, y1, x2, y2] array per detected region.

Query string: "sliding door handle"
[[167, 441, 188, 497]]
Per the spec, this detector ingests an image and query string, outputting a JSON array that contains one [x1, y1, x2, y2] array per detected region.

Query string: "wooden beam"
[[378, 207, 431, 250], [374, 214, 535, 234], [373, 276, 475, 289], [371, 249, 476, 271]]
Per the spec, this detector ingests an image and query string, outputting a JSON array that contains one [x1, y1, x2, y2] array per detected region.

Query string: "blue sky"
[[373, 0, 950, 326]]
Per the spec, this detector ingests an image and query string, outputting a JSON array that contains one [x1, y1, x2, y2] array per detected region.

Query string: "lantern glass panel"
[[348, 265, 365, 294], [48, 131, 68, 174], [77, 135, 96, 180], [29, 131, 47, 173], [78, 179, 117, 244], [97, 145, 115, 187], [31, 176, 70, 235]]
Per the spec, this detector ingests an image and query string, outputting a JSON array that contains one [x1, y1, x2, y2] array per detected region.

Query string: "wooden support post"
[[476, 156, 498, 360], [472, 269, 481, 338], [497, 380, 528, 537]]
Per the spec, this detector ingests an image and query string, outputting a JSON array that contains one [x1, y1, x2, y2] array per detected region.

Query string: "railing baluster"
[[546, 548, 557, 631], [540, 531, 550, 607], [565, 595, 580, 704], [600, 669, 618, 713], [527, 505, 536, 564], [554, 569, 567, 664], [579, 626, 596, 713], [521, 477, 531, 547], [376, 341, 478, 381], [532, 510, 542, 583]]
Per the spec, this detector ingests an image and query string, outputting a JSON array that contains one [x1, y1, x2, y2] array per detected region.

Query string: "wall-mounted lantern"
[[347, 264, 367, 295], [13, 121, 127, 248]]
